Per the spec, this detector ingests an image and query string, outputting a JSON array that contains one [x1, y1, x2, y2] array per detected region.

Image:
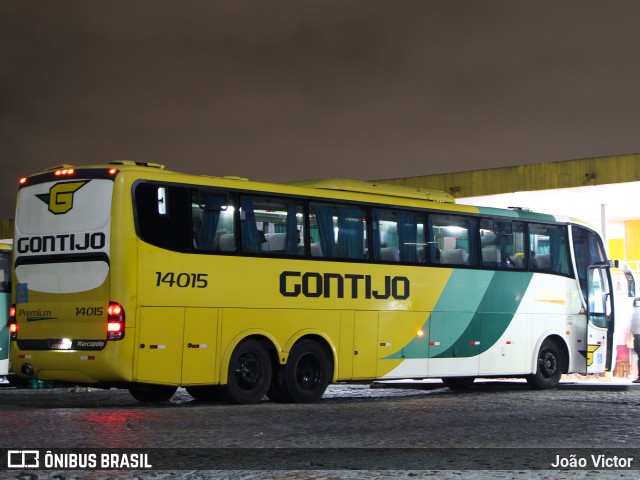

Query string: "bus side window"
[[238, 195, 305, 256], [480, 219, 500, 268], [371, 208, 426, 264], [309, 202, 368, 260], [429, 214, 478, 267], [192, 190, 236, 252], [529, 223, 571, 276], [480, 219, 526, 270]]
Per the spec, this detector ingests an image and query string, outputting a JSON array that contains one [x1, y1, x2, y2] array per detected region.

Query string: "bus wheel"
[[186, 385, 224, 401], [280, 339, 332, 403], [442, 376, 475, 389], [527, 339, 564, 390], [128, 384, 177, 403], [266, 367, 292, 403], [222, 339, 272, 404]]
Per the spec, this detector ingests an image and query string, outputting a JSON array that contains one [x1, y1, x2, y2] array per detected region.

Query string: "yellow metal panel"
[[352, 311, 378, 379], [135, 307, 184, 385], [337, 310, 354, 380], [625, 220, 640, 262], [608, 238, 624, 262], [182, 308, 219, 385]]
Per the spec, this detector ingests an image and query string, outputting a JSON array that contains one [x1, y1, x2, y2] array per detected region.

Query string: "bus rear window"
[[135, 183, 192, 252]]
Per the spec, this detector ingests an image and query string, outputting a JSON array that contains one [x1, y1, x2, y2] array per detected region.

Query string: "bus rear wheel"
[[527, 339, 564, 389], [222, 339, 272, 404], [268, 339, 332, 403], [128, 384, 177, 403]]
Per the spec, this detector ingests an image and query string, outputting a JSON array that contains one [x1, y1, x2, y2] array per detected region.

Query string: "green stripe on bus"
[[433, 270, 534, 358], [384, 269, 494, 360], [385, 270, 533, 360]]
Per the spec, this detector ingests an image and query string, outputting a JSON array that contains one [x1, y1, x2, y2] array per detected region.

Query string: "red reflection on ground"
[[82, 409, 161, 448]]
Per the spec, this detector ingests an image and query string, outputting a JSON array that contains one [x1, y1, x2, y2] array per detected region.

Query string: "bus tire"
[[222, 339, 272, 405], [527, 338, 564, 390], [186, 385, 224, 401], [266, 367, 293, 403], [128, 384, 177, 403], [442, 376, 475, 389], [278, 339, 332, 403]]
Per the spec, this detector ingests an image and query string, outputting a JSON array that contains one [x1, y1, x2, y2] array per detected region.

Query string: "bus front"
[[10, 166, 128, 386]]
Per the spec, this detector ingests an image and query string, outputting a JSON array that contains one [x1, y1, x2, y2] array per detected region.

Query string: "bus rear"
[[10, 165, 128, 385]]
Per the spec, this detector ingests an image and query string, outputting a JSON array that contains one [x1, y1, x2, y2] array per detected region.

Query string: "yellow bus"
[[10, 161, 614, 403]]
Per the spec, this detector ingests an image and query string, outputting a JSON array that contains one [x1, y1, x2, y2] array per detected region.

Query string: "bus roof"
[[21, 162, 595, 226], [283, 178, 455, 203]]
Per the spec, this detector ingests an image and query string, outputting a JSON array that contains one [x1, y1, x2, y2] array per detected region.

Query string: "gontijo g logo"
[[36, 181, 89, 215]]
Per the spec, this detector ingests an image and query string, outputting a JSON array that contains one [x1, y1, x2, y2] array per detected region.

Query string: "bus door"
[[586, 265, 614, 373]]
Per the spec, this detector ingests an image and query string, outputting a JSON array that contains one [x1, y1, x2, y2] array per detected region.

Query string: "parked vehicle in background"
[[0, 241, 12, 379]]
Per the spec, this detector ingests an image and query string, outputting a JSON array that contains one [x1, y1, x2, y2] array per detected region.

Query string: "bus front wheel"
[[222, 339, 272, 404], [128, 384, 177, 403], [442, 376, 475, 389], [527, 339, 564, 389], [269, 339, 332, 403]]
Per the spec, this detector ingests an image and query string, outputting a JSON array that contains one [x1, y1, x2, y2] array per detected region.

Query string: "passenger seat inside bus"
[[264, 233, 286, 254], [380, 247, 400, 262], [441, 248, 468, 265], [534, 253, 551, 270], [481, 246, 501, 267], [218, 233, 236, 252], [310, 243, 323, 257]]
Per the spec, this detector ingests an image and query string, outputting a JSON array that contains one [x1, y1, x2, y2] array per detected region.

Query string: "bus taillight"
[[107, 302, 125, 341], [8, 304, 17, 339]]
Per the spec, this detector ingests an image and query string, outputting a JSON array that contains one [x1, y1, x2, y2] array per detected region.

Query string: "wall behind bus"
[[609, 238, 624, 262], [0, 219, 14, 240], [625, 220, 640, 267]]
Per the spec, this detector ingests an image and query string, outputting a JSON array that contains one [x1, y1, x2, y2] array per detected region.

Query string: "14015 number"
[[155, 272, 209, 288]]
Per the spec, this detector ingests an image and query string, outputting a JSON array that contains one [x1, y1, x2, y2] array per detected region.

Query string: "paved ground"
[[0, 376, 639, 479]]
